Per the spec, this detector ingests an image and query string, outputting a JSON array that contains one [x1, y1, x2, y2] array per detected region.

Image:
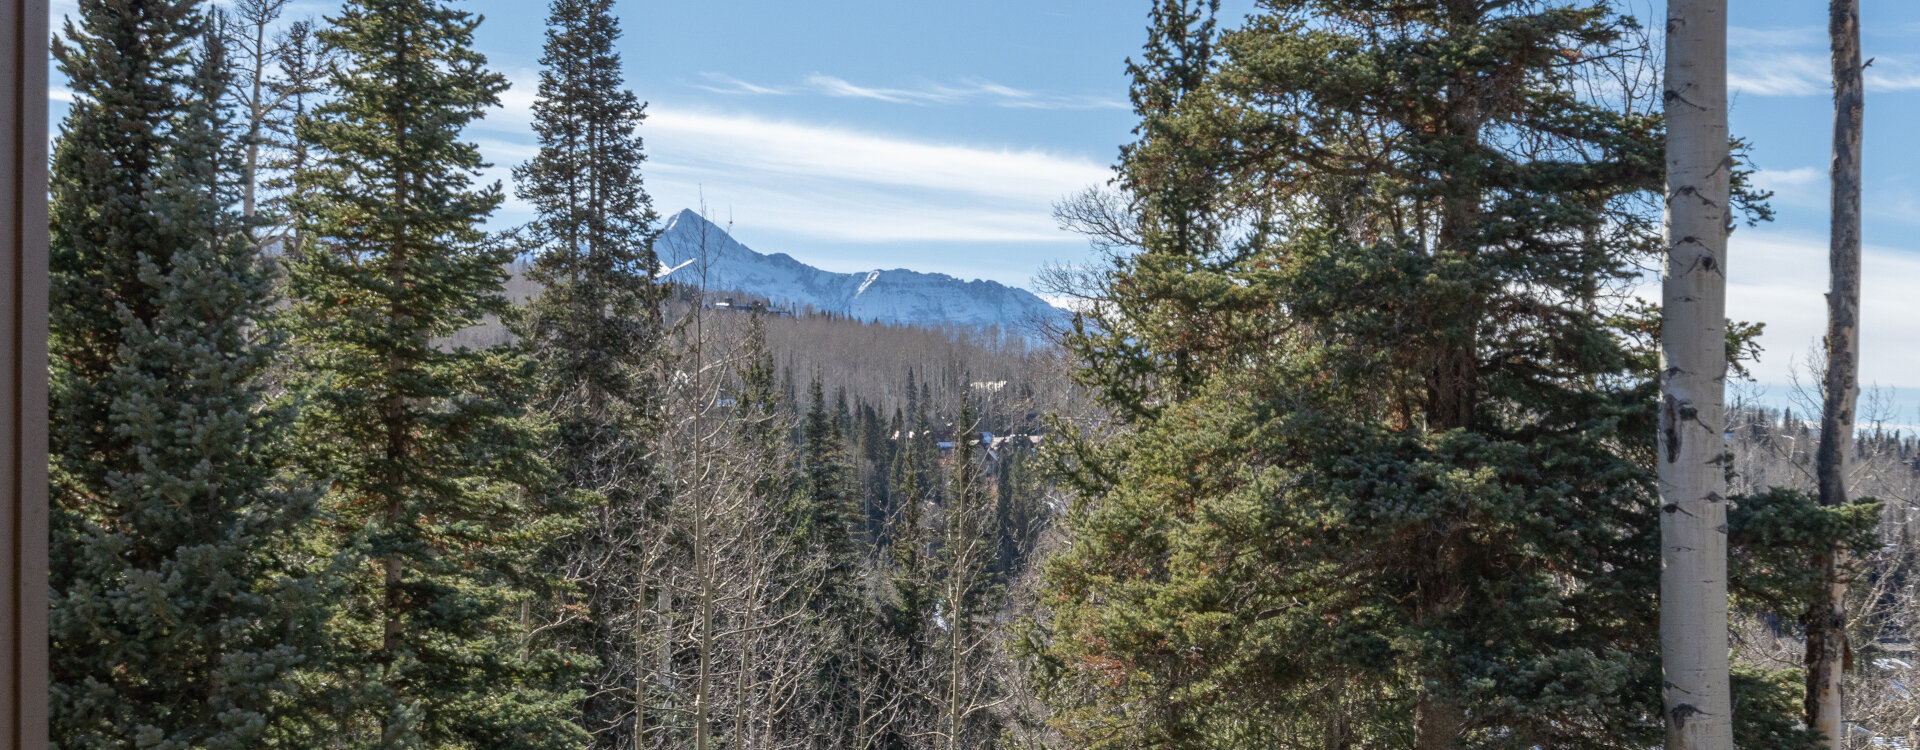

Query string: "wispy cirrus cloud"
[[641, 109, 1108, 200], [692, 73, 789, 97], [641, 109, 1107, 243], [483, 75, 1108, 246], [691, 71, 1127, 111], [1730, 26, 1920, 96]]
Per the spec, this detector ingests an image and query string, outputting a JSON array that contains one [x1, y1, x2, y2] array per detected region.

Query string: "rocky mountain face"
[[654, 209, 1066, 336]]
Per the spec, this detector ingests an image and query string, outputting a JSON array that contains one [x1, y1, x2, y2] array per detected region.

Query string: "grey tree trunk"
[[240, 18, 266, 223], [1809, 1, 1864, 747], [1660, 1, 1736, 748], [634, 585, 647, 750]]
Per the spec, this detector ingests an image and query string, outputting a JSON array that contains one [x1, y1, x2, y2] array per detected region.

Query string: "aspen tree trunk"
[[691, 426, 713, 750], [947, 608, 963, 750], [731, 596, 752, 749], [731, 547, 765, 749], [854, 645, 871, 750], [695, 530, 713, 750], [942, 457, 974, 750], [240, 14, 268, 224], [1660, 1, 1736, 748], [635, 585, 647, 750], [1808, 1, 1864, 746], [656, 586, 674, 750]]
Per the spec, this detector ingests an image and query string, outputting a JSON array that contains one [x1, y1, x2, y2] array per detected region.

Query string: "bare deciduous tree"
[[1808, 0, 1867, 744], [222, 0, 328, 242]]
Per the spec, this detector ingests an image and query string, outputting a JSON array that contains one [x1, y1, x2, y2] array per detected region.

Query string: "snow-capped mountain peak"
[[654, 209, 1066, 336]]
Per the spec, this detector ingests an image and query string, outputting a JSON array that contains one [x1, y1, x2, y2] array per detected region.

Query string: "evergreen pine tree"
[[858, 402, 890, 543], [792, 378, 880, 741], [796, 379, 863, 617], [286, 0, 583, 744], [888, 370, 943, 646], [736, 316, 787, 482], [888, 409, 930, 644], [834, 387, 853, 444], [1064, 0, 1225, 415], [48, 0, 199, 503], [904, 369, 919, 427], [509, 0, 663, 742], [1035, 2, 1849, 747], [915, 381, 940, 506], [992, 446, 1043, 583], [48, 5, 322, 747]]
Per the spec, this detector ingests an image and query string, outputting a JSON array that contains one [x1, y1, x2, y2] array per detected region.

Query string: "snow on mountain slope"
[[654, 209, 1067, 335]]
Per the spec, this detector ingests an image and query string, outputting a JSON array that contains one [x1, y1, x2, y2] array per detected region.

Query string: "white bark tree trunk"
[[1809, 2, 1864, 746], [1660, 1, 1736, 748], [634, 580, 649, 750]]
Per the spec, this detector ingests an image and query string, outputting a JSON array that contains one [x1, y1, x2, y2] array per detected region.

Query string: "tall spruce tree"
[[48, 5, 320, 747], [857, 402, 890, 544], [1034, 2, 1848, 747], [792, 378, 877, 739], [797, 380, 859, 577], [737, 316, 787, 495], [888, 414, 929, 636], [888, 371, 940, 648], [791, 385, 860, 648], [509, 0, 662, 743], [992, 445, 1044, 584], [286, 0, 583, 745]]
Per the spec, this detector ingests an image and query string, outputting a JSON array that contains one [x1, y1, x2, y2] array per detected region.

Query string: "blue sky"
[[464, 0, 1155, 284], [1710, 0, 1920, 418], [43, 0, 1920, 415]]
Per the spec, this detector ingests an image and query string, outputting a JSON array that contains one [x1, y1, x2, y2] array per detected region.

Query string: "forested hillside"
[[491, 284, 1082, 435], [1725, 403, 1920, 747]]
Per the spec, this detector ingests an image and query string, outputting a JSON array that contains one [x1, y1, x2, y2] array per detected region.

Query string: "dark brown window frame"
[[2, 0, 50, 747]]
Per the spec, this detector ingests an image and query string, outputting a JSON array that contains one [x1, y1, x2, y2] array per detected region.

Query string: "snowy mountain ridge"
[[654, 209, 1066, 336]]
